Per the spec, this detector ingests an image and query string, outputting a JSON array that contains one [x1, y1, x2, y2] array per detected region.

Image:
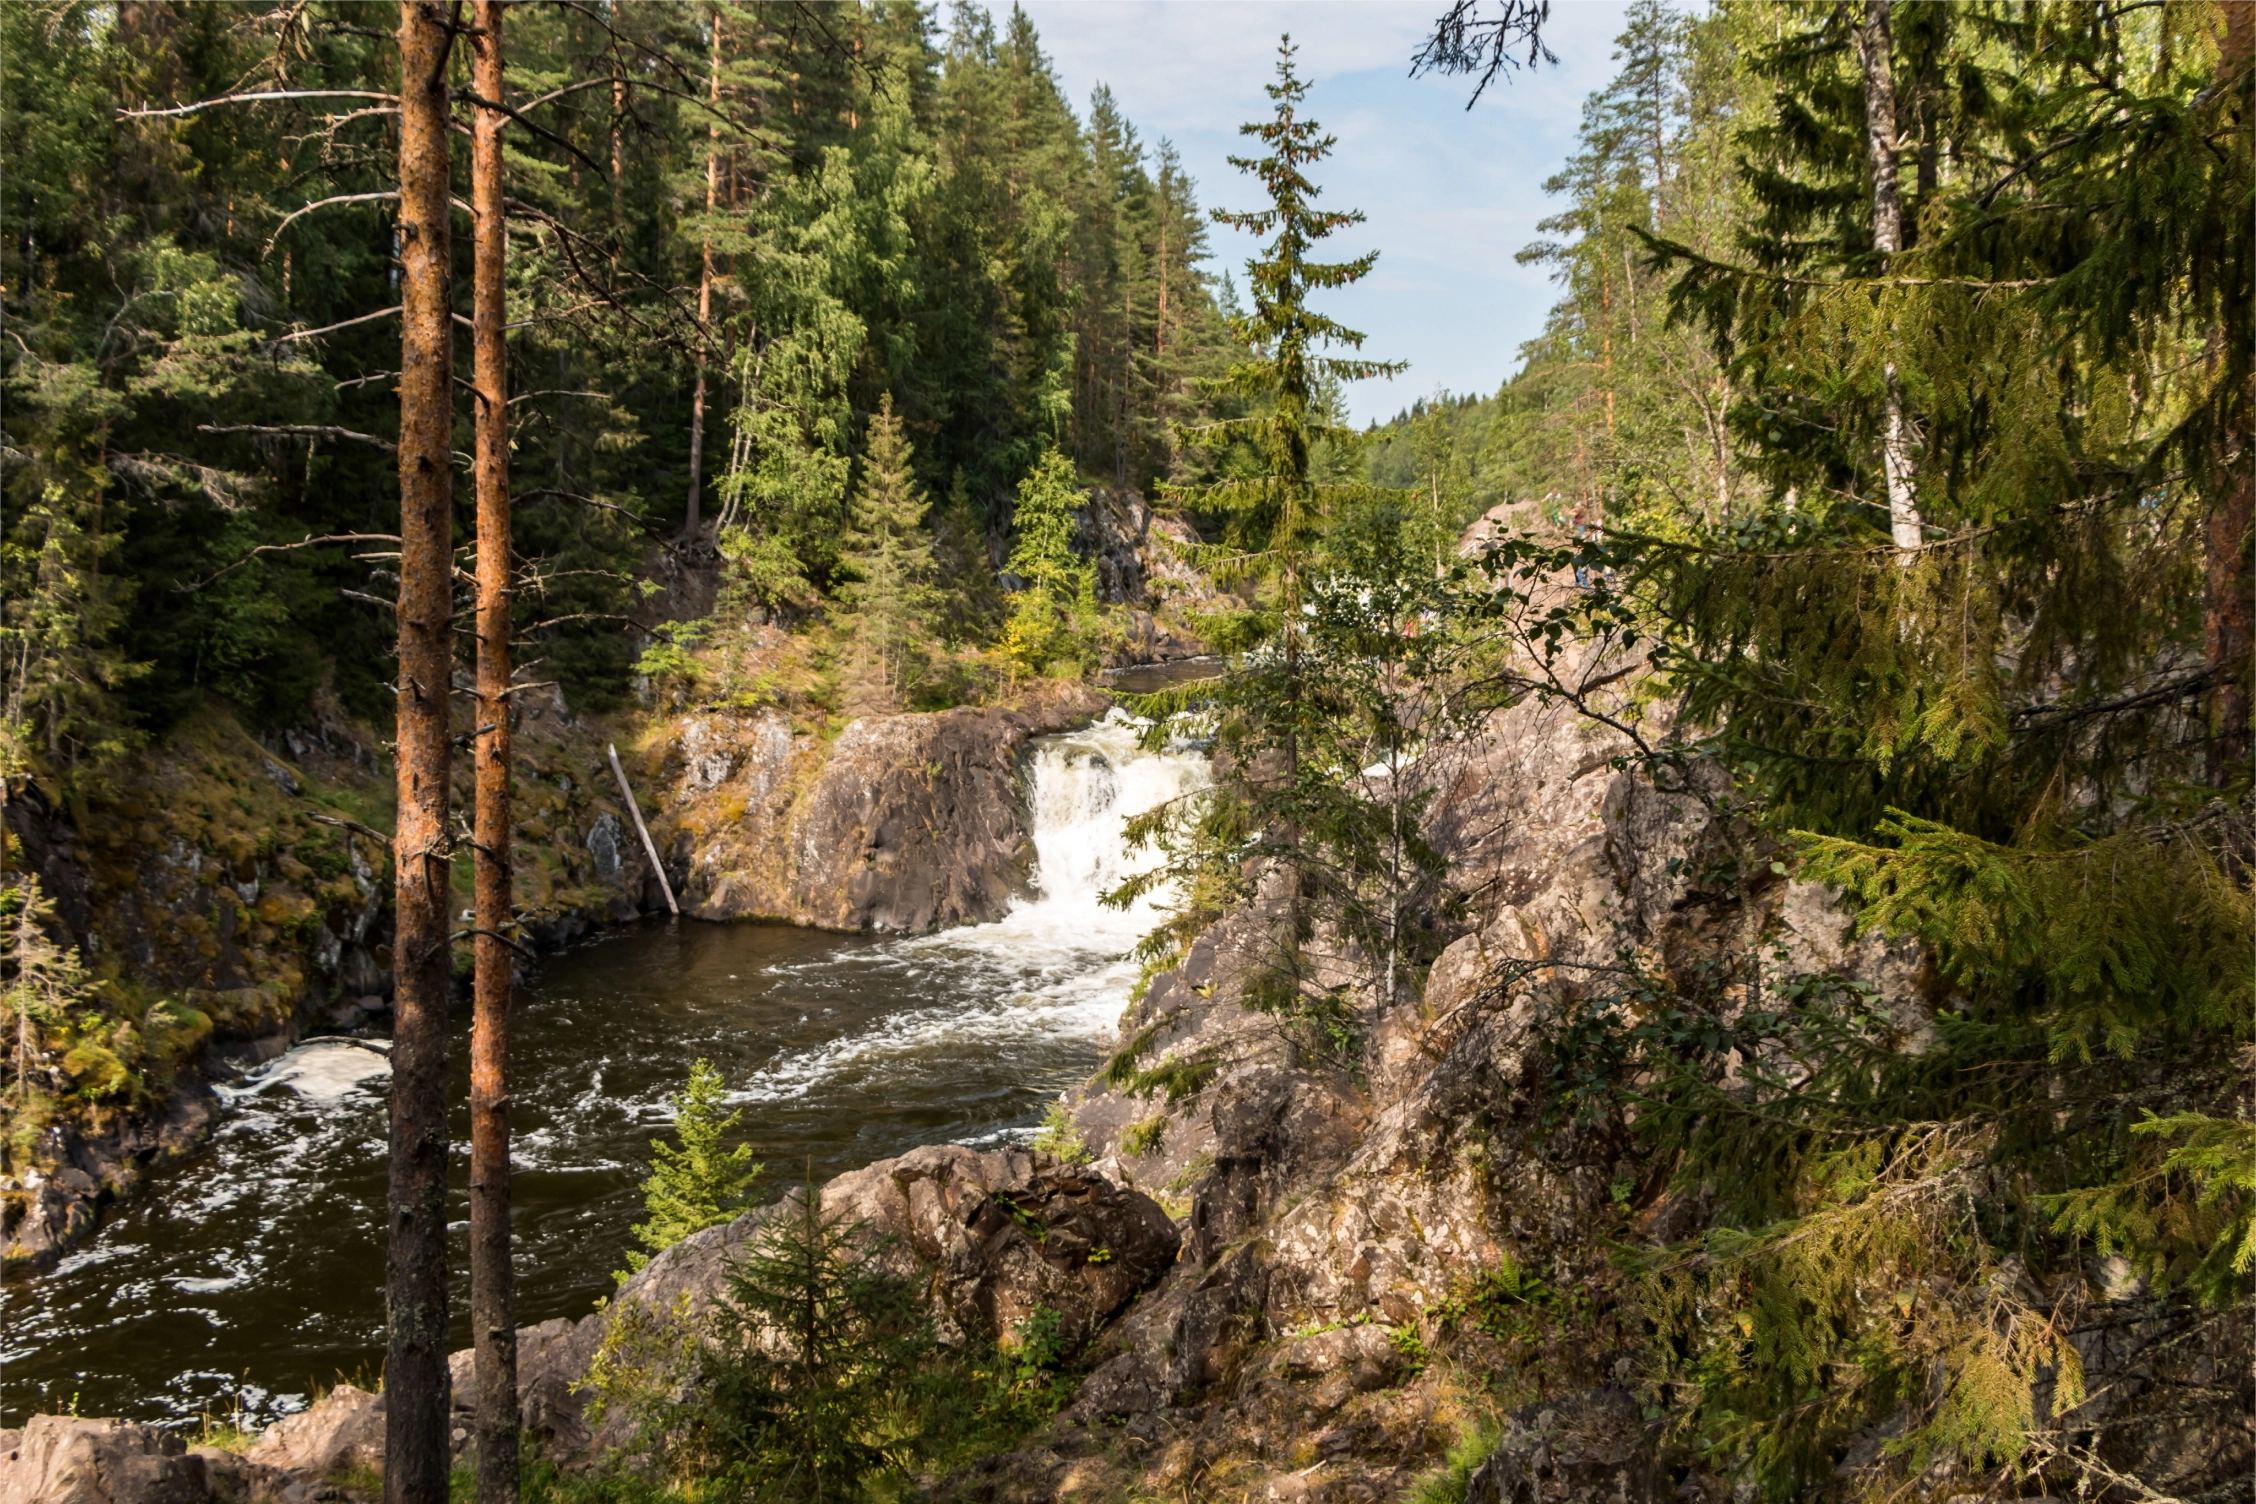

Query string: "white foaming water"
[[733, 710, 1208, 1106], [217, 1036, 392, 1103]]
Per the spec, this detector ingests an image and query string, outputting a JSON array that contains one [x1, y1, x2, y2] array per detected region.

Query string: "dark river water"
[[0, 717, 1204, 1431]]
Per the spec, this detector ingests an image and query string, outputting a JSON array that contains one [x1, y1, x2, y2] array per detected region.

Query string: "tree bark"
[[388, 5, 455, 1502], [684, 9, 722, 541], [469, 4, 519, 1500], [2208, 446, 2252, 785], [1852, 0, 1923, 554], [2215, 2, 2255, 785]]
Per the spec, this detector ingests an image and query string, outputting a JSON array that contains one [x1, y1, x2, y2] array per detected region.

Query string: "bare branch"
[[197, 422, 395, 450], [455, 89, 609, 176], [266, 305, 402, 345], [1411, 0, 1556, 108], [179, 531, 403, 591], [121, 89, 397, 120], [308, 811, 392, 843], [262, 191, 399, 256]]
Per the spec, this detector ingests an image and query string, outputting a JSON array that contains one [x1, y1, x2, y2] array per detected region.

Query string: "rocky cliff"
[[638, 682, 1107, 932], [397, 641, 2247, 1503]]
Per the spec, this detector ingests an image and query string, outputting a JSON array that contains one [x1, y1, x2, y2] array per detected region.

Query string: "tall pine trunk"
[[1852, 0, 1923, 553], [388, 4, 455, 1499], [684, 10, 721, 541], [2211, 1, 2254, 785], [469, 3, 519, 1499]]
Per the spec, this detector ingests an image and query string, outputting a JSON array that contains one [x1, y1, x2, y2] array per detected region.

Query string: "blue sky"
[[1013, 1, 1635, 426]]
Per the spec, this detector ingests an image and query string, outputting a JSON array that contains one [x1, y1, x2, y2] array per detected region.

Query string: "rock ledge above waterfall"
[[645, 682, 1108, 933]]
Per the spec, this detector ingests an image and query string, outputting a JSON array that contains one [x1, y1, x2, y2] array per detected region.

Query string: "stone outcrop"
[[444, 1144, 1178, 1463], [0, 1419, 214, 1504], [241, 1387, 382, 1482], [648, 683, 1107, 932], [1070, 487, 1210, 667], [1462, 1393, 1659, 1504]]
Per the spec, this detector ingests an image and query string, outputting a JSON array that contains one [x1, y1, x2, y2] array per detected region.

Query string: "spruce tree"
[[0, 875, 88, 1114], [1109, 37, 1410, 1063], [1000, 448, 1098, 676], [1467, 6, 2256, 1495], [621, 1058, 763, 1278], [696, 1183, 931, 1501], [838, 394, 938, 703]]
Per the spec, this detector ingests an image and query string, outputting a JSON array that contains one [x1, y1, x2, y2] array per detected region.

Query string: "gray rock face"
[[242, 1384, 383, 1480], [453, 1144, 1177, 1463], [653, 685, 1108, 932], [0, 1418, 209, 1504], [1463, 1392, 1660, 1504]]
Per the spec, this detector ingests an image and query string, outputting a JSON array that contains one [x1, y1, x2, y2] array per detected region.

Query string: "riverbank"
[[0, 706, 1202, 1427], [0, 678, 1113, 1272]]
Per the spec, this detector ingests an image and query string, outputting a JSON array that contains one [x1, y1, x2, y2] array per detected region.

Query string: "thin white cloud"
[[1011, 0, 1631, 422]]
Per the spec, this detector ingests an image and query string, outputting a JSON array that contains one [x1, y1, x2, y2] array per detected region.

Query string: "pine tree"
[[838, 395, 938, 703], [621, 1058, 763, 1278]]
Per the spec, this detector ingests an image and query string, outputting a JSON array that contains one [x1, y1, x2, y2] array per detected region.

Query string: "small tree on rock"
[[696, 1183, 932, 1501], [621, 1058, 762, 1278]]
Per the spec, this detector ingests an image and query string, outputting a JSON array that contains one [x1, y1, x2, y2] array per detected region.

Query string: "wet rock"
[[0, 1417, 210, 1504], [1462, 1391, 1659, 1504], [585, 814, 623, 881]]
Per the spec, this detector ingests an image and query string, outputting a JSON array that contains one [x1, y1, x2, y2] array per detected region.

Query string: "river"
[[0, 713, 1204, 1431]]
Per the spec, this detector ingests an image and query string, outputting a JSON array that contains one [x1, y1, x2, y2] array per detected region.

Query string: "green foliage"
[[1119, 1114, 1167, 1159], [1, 874, 94, 1166], [696, 1188, 933, 1501], [1, 0, 1249, 762], [636, 622, 707, 697], [619, 1060, 763, 1281], [1000, 449, 1102, 676], [1401, 1418, 1501, 1504], [1029, 1101, 1092, 1165], [836, 395, 939, 705], [1412, 9, 2256, 1496]]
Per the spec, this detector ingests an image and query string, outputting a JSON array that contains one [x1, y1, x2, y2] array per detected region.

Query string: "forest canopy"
[[0, 0, 1250, 777]]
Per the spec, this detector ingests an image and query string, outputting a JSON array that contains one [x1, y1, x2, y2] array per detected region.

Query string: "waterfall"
[[730, 709, 1209, 1104], [1018, 708, 1210, 930]]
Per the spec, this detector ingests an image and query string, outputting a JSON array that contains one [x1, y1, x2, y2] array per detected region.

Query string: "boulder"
[[0, 1417, 209, 1504], [459, 1147, 1177, 1463], [242, 1386, 383, 1481], [938, 1159, 1181, 1350]]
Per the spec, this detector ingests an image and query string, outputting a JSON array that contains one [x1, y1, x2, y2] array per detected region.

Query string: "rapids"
[[0, 713, 1204, 1429]]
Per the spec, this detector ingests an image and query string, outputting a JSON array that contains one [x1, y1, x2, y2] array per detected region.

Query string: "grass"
[[1400, 1416, 1501, 1504]]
